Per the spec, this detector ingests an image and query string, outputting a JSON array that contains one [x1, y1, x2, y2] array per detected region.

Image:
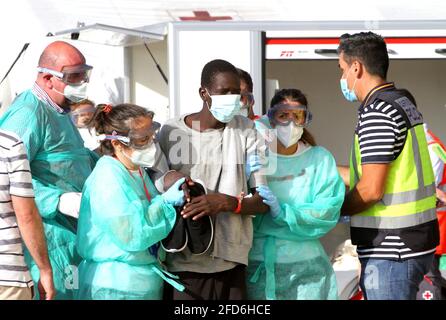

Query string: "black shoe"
[[186, 215, 213, 255], [160, 208, 188, 253], [184, 182, 214, 255]]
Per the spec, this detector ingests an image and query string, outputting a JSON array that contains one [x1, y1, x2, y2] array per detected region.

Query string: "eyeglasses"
[[71, 106, 96, 116], [37, 65, 93, 85], [97, 121, 161, 150], [70, 106, 96, 127]]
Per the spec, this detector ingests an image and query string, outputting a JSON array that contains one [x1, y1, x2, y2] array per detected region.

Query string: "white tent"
[[1, 0, 446, 107]]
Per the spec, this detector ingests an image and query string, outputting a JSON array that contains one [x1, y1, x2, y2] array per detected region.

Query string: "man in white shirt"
[[0, 130, 55, 300]]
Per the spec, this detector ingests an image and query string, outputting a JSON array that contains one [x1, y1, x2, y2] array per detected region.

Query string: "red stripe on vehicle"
[[266, 37, 446, 45]]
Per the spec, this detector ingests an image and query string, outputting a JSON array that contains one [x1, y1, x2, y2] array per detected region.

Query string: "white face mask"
[[276, 122, 304, 148], [122, 143, 158, 168], [54, 83, 88, 103], [205, 88, 242, 123]]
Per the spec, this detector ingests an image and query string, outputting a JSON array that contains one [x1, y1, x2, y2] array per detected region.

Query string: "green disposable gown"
[[76, 156, 183, 300], [0, 89, 97, 299], [247, 117, 345, 300]]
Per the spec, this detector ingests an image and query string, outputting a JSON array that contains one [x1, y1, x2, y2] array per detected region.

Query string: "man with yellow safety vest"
[[338, 31, 439, 300]]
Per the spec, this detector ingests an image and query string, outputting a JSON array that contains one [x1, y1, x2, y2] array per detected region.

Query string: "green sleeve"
[[258, 148, 345, 241], [0, 97, 43, 162], [0, 99, 63, 218], [275, 149, 344, 240], [31, 178, 62, 219], [88, 164, 176, 252]]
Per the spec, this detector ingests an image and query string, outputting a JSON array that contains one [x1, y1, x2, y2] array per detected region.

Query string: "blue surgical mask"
[[205, 88, 242, 123], [340, 66, 358, 102]]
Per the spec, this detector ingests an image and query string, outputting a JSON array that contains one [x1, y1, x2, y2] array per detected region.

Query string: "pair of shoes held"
[[161, 182, 213, 255]]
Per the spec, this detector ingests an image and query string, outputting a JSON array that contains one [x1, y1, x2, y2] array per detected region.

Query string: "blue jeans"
[[359, 254, 434, 300]]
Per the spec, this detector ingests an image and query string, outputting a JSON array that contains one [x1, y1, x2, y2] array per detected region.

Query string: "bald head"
[[36, 41, 90, 108], [38, 41, 86, 72]]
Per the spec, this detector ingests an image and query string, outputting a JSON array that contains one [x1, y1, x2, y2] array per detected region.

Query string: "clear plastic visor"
[[268, 103, 312, 126]]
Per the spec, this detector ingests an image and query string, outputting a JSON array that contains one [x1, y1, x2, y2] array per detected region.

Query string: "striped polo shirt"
[[354, 89, 436, 260], [0, 129, 34, 287]]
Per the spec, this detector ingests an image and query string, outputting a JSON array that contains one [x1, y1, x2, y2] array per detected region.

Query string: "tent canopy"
[[1, 0, 446, 106]]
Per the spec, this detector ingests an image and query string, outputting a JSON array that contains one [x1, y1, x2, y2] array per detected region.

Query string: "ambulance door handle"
[[314, 49, 338, 55], [435, 48, 446, 54], [387, 49, 397, 55]]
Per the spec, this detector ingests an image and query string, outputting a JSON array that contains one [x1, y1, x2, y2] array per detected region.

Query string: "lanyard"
[[130, 167, 158, 258], [126, 166, 151, 202], [138, 168, 152, 202], [112, 155, 152, 201]]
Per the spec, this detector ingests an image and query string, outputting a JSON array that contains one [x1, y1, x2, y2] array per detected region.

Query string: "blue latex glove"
[[246, 154, 262, 180], [161, 177, 186, 206], [257, 185, 281, 218]]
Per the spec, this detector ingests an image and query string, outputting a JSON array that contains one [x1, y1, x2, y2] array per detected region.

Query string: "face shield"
[[37, 64, 93, 85], [267, 103, 312, 127], [97, 119, 161, 150], [70, 105, 96, 128]]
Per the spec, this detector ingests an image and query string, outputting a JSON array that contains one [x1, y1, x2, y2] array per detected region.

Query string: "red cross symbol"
[[179, 11, 233, 21], [422, 290, 433, 300]]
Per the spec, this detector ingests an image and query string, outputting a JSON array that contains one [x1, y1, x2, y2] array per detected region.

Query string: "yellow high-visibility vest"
[[349, 89, 437, 231]]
